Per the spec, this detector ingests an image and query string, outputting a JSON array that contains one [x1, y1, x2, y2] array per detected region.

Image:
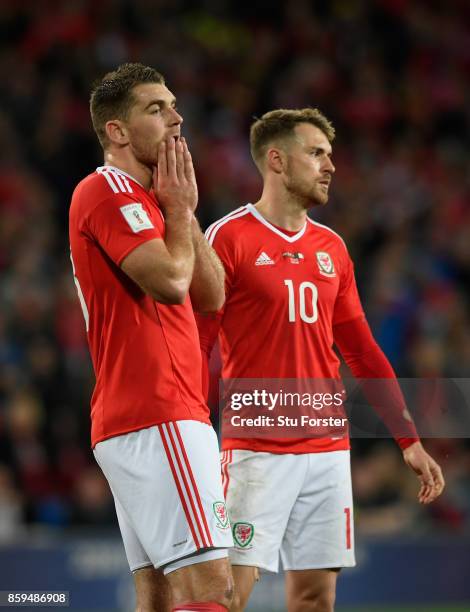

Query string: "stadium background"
[[0, 0, 469, 610]]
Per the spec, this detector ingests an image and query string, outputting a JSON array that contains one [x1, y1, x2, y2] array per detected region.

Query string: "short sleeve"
[[333, 251, 365, 326], [85, 193, 163, 266]]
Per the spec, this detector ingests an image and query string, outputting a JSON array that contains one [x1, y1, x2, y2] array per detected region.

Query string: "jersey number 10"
[[284, 279, 318, 323]]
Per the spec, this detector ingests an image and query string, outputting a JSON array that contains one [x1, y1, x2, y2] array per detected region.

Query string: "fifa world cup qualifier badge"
[[233, 522, 254, 548], [316, 251, 336, 277]]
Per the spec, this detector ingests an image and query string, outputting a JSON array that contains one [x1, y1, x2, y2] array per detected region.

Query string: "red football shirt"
[[206, 204, 365, 453], [69, 166, 209, 447]]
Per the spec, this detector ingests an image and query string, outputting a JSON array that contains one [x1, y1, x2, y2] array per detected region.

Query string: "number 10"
[[284, 279, 318, 323]]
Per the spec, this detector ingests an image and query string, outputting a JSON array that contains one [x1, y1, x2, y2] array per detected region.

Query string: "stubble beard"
[[312, 185, 329, 206], [131, 136, 160, 169], [286, 176, 329, 209]]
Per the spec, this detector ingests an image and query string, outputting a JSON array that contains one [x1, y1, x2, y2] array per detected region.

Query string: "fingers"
[[165, 136, 177, 180], [175, 138, 185, 180], [419, 460, 445, 504], [162, 137, 186, 182], [418, 461, 434, 504], [181, 137, 196, 183], [154, 135, 197, 213], [157, 140, 167, 179], [427, 461, 445, 503], [418, 477, 433, 504], [404, 445, 446, 505], [152, 166, 158, 193], [432, 462, 445, 492]]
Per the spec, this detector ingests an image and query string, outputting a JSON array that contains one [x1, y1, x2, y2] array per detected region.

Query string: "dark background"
[[0, 0, 469, 557]]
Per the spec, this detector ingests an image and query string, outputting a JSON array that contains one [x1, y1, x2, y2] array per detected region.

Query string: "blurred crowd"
[[0, 0, 470, 541]]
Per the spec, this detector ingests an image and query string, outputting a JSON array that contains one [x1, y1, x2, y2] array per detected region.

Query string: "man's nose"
[[324, 156, 335, 174], [169, 107, 183, 125]]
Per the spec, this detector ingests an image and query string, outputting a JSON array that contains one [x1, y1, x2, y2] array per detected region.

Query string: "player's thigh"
[[281, 450, 355, 570], [285, 568, 339, 612], [166, 557, 233, 607], [94, 420, 232, 570], [223, 450, 307, 572]]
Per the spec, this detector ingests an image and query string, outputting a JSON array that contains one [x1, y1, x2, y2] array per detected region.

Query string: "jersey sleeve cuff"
[[396, 437, 420, 450], [116, 234, 160, 267]]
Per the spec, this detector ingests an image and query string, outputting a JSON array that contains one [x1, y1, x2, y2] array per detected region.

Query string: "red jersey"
[[69, 166, 209, 447], [206, 203, 364, 454]]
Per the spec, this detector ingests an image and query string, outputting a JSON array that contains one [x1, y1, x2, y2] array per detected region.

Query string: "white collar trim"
[[246, 203, 307, 243], [96, 165, 144, 188]]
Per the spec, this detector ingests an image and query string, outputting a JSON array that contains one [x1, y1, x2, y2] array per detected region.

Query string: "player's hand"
[[402, 441, 445, 504], [154, 136, 198, 215]]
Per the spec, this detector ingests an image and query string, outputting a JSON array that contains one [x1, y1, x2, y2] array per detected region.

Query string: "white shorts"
[[222, 449, 355, 573], [94, 421, 233, 574]]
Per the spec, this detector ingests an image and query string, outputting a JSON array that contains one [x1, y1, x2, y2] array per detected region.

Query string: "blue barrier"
[[0, 533, 133, 610], [0, 534, 469, 610], [337, 536, 470, 606]]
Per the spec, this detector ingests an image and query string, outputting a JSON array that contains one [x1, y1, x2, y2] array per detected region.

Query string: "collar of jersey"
[[96, 165, 144, 188], [246, 203, 307, 243]]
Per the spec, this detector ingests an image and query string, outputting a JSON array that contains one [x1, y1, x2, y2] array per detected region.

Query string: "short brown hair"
[[250, 108, 335, 171], [90, 62, 165, 149]]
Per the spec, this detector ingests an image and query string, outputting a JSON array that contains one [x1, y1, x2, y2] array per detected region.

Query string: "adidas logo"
[[255, 252, 275, 266]]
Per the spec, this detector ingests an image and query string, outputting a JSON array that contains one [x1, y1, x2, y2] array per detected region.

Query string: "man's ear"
[[266, 147, 286, 174], [105, 120, 129, 146]]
